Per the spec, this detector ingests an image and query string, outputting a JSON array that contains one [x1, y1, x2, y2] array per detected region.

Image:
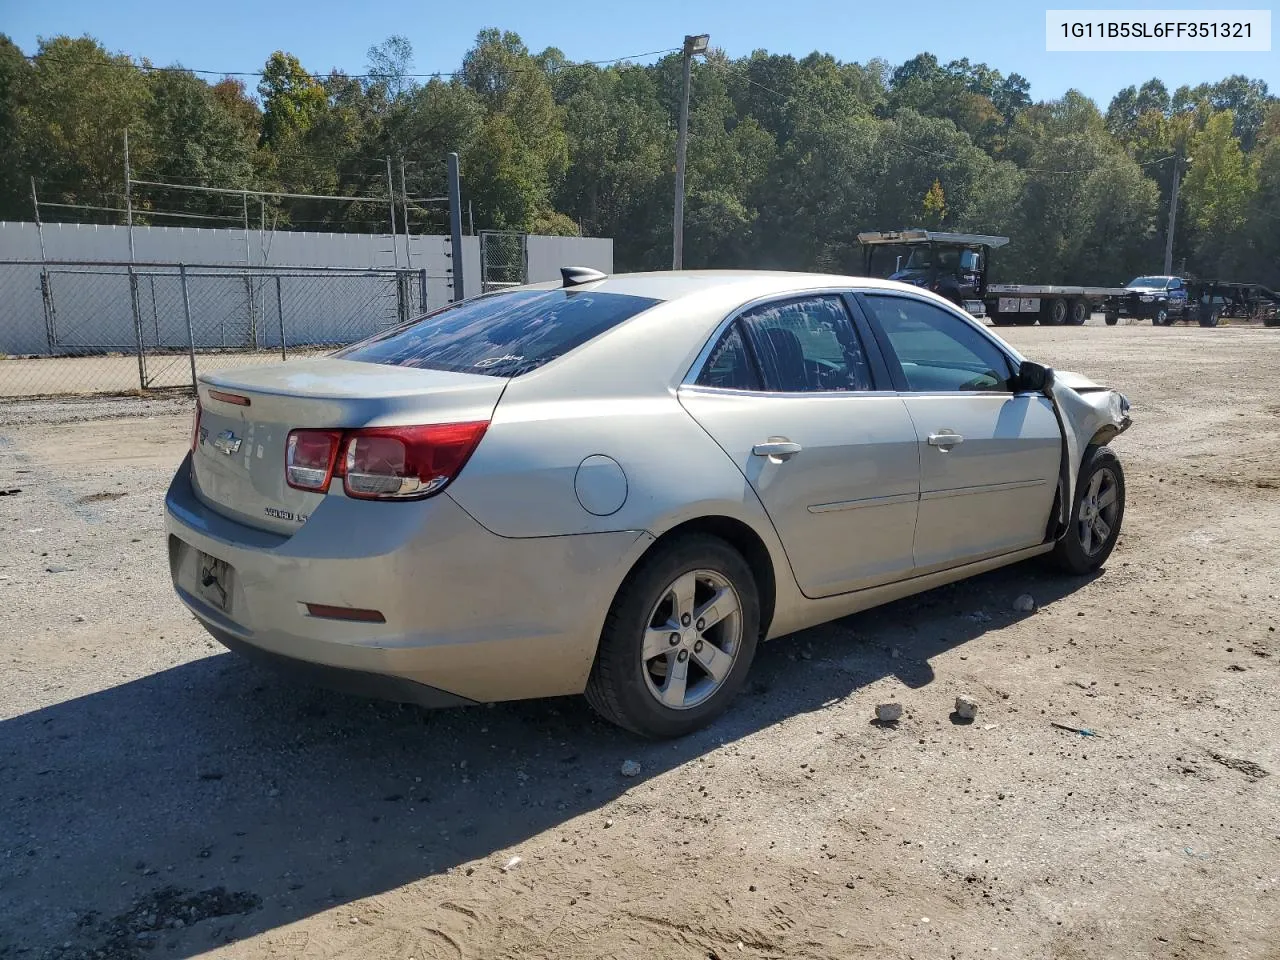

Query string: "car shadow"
[[0, 560, 1100, 958]]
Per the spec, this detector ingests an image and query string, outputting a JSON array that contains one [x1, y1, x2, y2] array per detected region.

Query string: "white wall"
[[0, 223, 614, 356]]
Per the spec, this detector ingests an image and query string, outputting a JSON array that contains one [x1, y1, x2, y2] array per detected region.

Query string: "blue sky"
[[5, 0, 1275, 106]]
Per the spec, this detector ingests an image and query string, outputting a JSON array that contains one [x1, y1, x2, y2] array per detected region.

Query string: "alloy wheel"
[[1077, 467, 1120, 556], [640, 569, 743, 710]]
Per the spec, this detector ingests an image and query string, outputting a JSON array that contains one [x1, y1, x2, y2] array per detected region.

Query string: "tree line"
[[1, 30, 1276, 285]]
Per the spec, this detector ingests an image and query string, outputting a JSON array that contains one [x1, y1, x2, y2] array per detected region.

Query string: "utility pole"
[[1163, 151, 1183, 276], [672, 33, 709, 271]]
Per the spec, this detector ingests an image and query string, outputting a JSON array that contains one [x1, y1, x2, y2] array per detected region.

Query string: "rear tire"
[[1041, 299, 1068, 326], [585, 535, 760, 738], [1068, 299, 1089, 325], [1051, 446, 1125, 575], [1104, 312, 1119, 326], [1198, 307, 1220, 327]]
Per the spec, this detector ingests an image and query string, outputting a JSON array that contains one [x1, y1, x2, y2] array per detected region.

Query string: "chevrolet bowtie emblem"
[[213, 430, 243, 455]]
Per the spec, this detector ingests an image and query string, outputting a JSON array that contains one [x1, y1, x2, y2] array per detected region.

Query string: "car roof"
[[521, 269, 918, 303]]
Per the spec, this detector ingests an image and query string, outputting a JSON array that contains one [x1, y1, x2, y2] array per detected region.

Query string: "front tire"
[[1051, 446, 1125, 575], [1104, 312, 1119, 326], [585, 535, 760, 738], [1153, 308, 1169, 326]]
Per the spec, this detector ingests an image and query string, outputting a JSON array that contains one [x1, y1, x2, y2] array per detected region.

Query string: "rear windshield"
[[334, 289, 660, 377]]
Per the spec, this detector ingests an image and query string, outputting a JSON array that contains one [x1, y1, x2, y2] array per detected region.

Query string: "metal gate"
[[478, 231, 528, 293], [0, 259, 429, 400]]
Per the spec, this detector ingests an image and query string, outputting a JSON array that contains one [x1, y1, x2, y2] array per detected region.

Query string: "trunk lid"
[[192, 358, 506, 534]]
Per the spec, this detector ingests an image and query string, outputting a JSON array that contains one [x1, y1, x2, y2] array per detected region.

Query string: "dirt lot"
[[2, 321, 1278, 960]]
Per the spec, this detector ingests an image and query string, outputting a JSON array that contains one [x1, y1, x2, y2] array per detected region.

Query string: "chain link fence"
[[479, 231, 528, 293], [0, 260, 434, 404]]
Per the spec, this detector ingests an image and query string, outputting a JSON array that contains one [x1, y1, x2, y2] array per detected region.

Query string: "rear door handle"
[[752, 440, 803, 461], [928, 432, 964, 448]]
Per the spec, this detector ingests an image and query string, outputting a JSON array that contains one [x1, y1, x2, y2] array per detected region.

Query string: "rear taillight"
[[284, 422, 488, 500], [341, 422, 488, 500], [286, 429, 342, 491], [191, 400, 202, 453]]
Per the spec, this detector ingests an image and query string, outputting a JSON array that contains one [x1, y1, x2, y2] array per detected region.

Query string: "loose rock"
[[1012, 594, 1036, 613], [619, 759, 641, 777], [955, 695, 979, 721], [875, 702, 903, 724]]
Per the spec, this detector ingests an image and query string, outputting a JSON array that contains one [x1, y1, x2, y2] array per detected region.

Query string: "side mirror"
[[1018, 360, 1055, 394]]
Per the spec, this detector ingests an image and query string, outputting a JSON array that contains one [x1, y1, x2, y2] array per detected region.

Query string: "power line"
[[21, 47, 681, 83]]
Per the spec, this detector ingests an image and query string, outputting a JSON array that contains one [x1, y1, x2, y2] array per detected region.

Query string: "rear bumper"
[[206, 622, 477, 709], [165, 454, 652, 704]]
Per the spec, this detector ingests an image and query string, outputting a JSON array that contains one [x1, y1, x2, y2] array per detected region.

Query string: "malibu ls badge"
[[212, 430, 243, 456]]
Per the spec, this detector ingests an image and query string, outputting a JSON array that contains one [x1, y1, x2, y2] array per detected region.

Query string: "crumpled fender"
[[1046, 371, 1132, 535]]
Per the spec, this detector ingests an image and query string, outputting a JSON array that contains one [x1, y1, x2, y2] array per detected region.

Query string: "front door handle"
[[928, 431, 965, 448], [752, 440, 803, 461]]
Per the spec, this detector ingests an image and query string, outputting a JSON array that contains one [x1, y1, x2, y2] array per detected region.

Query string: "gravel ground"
[[1, 320, 1278, 960]]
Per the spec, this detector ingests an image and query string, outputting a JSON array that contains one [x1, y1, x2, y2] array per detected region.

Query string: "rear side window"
[[695, 323, 761, 390], [335, 289, 660, 377], [739, 296, 873, 393]]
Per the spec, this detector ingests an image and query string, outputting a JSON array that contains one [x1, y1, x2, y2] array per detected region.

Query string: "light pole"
[[673, 33, 709, 270]]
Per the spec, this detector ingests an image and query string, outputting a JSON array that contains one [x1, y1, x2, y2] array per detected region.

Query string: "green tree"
[[1182, 109, 1257, 274], [0, 35, 31, 220], [257, 51, 326, 149], [21, 37, 152, 219], [366, 35, 414, 101], [139, 69, 254, 217], [459, 30, 568, 231]]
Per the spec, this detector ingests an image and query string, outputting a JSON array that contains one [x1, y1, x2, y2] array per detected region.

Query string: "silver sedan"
[[165, 269, 1131, 737]]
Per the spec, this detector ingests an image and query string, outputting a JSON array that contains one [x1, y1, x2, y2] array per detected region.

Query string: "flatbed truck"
[[857, 230, 1128, 326]]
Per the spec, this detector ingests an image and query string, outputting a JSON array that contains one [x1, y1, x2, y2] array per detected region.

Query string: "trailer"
[[858, 230, 1130, 326]]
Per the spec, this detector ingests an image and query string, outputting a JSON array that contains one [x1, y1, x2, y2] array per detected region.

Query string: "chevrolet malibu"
[[166, 269, 1131, 738]]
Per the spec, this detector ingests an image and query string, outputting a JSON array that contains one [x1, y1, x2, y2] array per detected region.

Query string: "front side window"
[[738, 296, 873, 393], [862, 294, 1013, 392], [335, 289, 660, 377]]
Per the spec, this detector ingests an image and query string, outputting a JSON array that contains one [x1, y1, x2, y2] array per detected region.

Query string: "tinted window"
[[695, 323, 760, 390], [739, 296, 873, 393], [863, 295, 1013, 392], [334, 289, 660, 377]]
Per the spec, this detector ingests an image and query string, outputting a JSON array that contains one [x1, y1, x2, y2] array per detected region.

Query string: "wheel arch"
[[1088, 425, 1122, 447], [623, 515, 778, 641]]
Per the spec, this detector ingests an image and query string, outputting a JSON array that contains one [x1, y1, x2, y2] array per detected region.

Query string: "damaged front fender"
[[1047, 370, 1132, 535]]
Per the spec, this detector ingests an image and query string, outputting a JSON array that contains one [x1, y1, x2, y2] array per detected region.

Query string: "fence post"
[[418, 269, 427, 314], [244, 274, 258, 349], [38, 268, 56, 351], [127, 265, 147, 390], [180, 264, 197, 391], [149, 276, 160, 346], [275, 275, 286, 360], [447, 152, 464, 301]]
